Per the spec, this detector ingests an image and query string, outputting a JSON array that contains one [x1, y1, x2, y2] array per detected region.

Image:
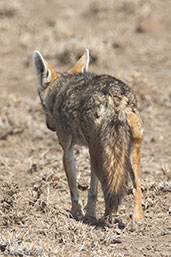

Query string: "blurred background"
[[0, 0, 171, 98]]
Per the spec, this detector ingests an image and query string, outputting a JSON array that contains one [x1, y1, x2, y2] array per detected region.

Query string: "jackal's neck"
[[59, 72, 96, 85], [39, 72, 96, 115]]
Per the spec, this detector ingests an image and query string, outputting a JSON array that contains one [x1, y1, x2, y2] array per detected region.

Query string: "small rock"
[[111, 238, 122, 244]]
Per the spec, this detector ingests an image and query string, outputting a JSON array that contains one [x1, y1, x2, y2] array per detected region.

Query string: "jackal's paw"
[[97, 215, 113, 228], [83, 215, 97, 225], [131, 218, 144, 232], [71, 202, 84, 220], [85, 207, 96, 219], [84, 206, 97, 225]]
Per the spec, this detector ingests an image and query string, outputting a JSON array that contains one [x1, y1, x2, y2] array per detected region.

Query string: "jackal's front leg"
[[63, 147, 83, 219]]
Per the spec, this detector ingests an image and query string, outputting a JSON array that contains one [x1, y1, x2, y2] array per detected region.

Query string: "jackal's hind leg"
[[131, 138, 143, 223], [128, 111, 143, 223], [63, 147, 83, 219], [85, 171, 98, 218]]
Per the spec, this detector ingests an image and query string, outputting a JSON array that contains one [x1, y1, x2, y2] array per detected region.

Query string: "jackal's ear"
[[33, 50, 57, 88], [68, 49, 90, 74]]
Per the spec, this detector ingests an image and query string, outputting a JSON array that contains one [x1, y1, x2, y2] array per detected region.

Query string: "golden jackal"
[[33, 49, 143, 223]]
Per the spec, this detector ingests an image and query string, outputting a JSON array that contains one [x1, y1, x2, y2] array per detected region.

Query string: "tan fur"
[[33, 49, 144, 224], [127, 110, 143, 139], [68, 50, 89, 74], [128, 111, 143, 221], [44, 63, 60, 93]]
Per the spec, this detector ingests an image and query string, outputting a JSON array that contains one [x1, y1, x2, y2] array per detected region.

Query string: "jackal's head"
[[33, 49, 90, 131]]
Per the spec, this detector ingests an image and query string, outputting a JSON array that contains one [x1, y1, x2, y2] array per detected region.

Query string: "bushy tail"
[[98, 118, 133, 216]]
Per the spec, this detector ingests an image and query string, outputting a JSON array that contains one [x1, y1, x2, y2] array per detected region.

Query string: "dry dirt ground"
[[0, 0, 171, 256]]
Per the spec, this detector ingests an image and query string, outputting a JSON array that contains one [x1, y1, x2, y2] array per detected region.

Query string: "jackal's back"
[[50, 73, 137, 145]]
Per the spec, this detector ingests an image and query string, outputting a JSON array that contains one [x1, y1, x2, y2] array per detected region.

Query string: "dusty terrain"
[[0, 0, 171, 256]]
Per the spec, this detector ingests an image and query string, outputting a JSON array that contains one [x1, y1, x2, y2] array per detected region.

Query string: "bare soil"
[[0, 0, 171, 256]]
